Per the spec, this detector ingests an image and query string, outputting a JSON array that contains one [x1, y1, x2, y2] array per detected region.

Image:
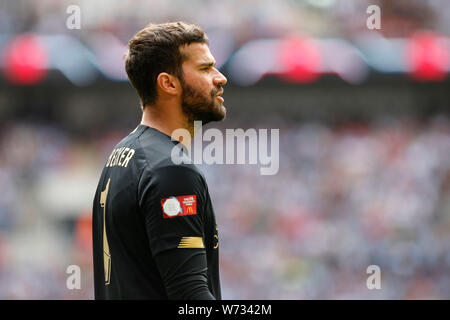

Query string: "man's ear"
[[156, 72, 181, 96]]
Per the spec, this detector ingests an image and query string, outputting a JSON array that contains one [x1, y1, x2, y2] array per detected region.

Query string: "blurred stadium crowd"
[[0, 0, 450, 299], [0, 115, 449, 299], [2, 0, 449, 39]]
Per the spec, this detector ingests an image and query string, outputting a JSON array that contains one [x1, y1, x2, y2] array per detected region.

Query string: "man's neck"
[[140, 104, 194, 147]]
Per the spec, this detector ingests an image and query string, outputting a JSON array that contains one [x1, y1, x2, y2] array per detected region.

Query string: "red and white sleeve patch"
[[160, 195, 197, 218]]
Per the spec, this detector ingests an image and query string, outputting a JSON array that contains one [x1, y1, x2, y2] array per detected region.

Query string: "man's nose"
[[213, 70, 227, 86]]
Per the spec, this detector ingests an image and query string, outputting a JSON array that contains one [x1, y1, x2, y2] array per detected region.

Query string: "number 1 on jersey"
[[100, 178, 111, 285]]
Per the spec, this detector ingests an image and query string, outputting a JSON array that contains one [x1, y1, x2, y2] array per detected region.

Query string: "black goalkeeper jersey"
[[92, 124, 220, 300]]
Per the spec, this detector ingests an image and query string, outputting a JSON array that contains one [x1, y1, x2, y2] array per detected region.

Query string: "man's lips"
[[215, 89, 224, 102]]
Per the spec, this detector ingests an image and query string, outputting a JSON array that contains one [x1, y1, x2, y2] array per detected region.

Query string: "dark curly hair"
[[125, 22, 209, 108]]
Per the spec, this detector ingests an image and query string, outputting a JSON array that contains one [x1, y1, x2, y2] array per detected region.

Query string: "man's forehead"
[[180, 43, 215, 65]]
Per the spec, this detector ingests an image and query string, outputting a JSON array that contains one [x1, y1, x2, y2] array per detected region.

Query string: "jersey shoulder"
[[102, 124, 204, 187], [137, 125, 201, 175], [135, 126, 208, 202]]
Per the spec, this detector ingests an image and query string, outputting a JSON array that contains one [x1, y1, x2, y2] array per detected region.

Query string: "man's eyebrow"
[[198, 61, 216, 68]]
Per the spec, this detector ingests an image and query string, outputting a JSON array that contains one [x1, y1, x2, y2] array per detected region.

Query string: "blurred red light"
[[278, 36, 322, 83], [407, 31, 448, 82], [3, 34, 49, 85]]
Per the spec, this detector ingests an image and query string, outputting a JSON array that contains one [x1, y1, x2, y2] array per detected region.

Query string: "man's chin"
[[216, 103, 226, 120], [200, 103, 226, 124], [182, 101, 227, 125]]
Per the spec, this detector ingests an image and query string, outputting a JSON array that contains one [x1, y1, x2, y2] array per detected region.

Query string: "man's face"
[[179, 43, 227, 124]]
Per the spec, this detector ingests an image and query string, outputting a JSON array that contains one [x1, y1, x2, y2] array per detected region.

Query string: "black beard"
[[180, 80, 226, 125]]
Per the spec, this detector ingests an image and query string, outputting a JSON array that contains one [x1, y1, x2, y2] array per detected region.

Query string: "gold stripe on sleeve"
[[177, 236, 205, 249]]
